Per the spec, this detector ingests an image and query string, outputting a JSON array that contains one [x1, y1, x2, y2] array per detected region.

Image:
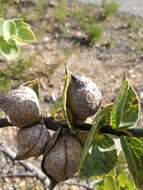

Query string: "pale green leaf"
[[0, 38, 19, 60], [2, 20, 16, 41], [13, 19, 30, 29], [13, 19, 32, 45], [0, 18, 4, 36], [17, 26, 36, 42], [111, 74, 140, 128]]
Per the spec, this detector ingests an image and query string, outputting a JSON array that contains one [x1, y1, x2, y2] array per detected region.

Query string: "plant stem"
[[0, 117, 143, 138]]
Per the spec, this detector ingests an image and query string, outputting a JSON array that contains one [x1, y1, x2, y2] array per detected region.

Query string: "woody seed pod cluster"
[[0, 73, 101, 182]]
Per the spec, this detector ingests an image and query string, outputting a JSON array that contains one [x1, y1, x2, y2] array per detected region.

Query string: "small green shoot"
[[102, 0, 120, 18], [55, 0, 68, 23], [85, 23, 104, 44]]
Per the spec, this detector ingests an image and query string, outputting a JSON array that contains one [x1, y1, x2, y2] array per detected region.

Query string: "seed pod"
[[0, 86, 41, 128], [15, 123, 50, 160], [42, 134, 82, 182], [67, 75, 102, 123]]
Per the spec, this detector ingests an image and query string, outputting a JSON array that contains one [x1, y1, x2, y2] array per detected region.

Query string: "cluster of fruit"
[[0, 74, 102, 183]]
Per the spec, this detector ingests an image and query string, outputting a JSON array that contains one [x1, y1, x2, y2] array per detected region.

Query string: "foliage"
[[105, 40, 115, 49], [102, 0, 120, 18], [0, 18, 36, 60], [84, 23, 104, 44], [111, 73, 140, 129], [121, 137, 143, 189], [95, 151, 138, 190], [79, 74, 140, 188], [71, 5, 104, 44], [55, 0, 68, 23], [79, 104, 117, 178]]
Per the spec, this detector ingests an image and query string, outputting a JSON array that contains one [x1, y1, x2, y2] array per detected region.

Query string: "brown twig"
[[0, 173, 36, 178], [0, 144, 50, 188]]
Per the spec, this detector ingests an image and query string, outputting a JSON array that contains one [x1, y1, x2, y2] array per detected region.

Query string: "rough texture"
[[0, 86, 41, 128], [15, 123, 50, 160], [42, 134, 82, 182], [68, 75, 102, 123]]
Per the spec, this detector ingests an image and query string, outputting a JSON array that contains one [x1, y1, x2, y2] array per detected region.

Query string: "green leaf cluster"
[[79, 74, 141, 189], [80, 104, 117, 178], [95, 152, 137, 190], [0, 18, 36, 60]]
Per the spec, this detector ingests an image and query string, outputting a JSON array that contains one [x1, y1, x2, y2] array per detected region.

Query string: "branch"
[[0, 117, 92, 131], [0, 144, 50, 188], [0, 173, 36, 178], [0, 118, 12, 128], [0, 117, 143, 138]]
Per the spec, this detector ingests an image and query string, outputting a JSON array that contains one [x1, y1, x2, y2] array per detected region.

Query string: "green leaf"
[[121, 137, 143, 189], [0, 38, 19, 60], [81, 104, 113, 159], [0, 18, 4, 36], [12, 19, 33, 45], [63, 68, 73, 130], [13, 19, 30, 29], [2, 20, 16, 41], [111, 74, 140, 129], [20, 78, 40, 98], [80, 135, 117, 178], [118, 173, 126, 187], [17, 26, 36, 42], [79, 105, 117, 178], [50, 98, 63, 118], [104, 176, 115, 190]]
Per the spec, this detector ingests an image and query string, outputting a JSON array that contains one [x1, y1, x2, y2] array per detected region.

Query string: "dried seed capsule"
[[15, 124, 50, 160], [68, 75, 102, 123], [42, 134, 82, 182], [0, 86, 41, 128]]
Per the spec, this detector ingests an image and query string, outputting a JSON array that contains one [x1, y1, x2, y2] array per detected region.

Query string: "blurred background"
[[0, 0, 143, 189]]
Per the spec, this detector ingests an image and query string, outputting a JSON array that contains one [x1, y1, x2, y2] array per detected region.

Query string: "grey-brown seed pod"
[[42, 134, 82, 182], [0, 86, 41, 128], [15, 123, 50, 160], [67, 75, 102, 123]]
